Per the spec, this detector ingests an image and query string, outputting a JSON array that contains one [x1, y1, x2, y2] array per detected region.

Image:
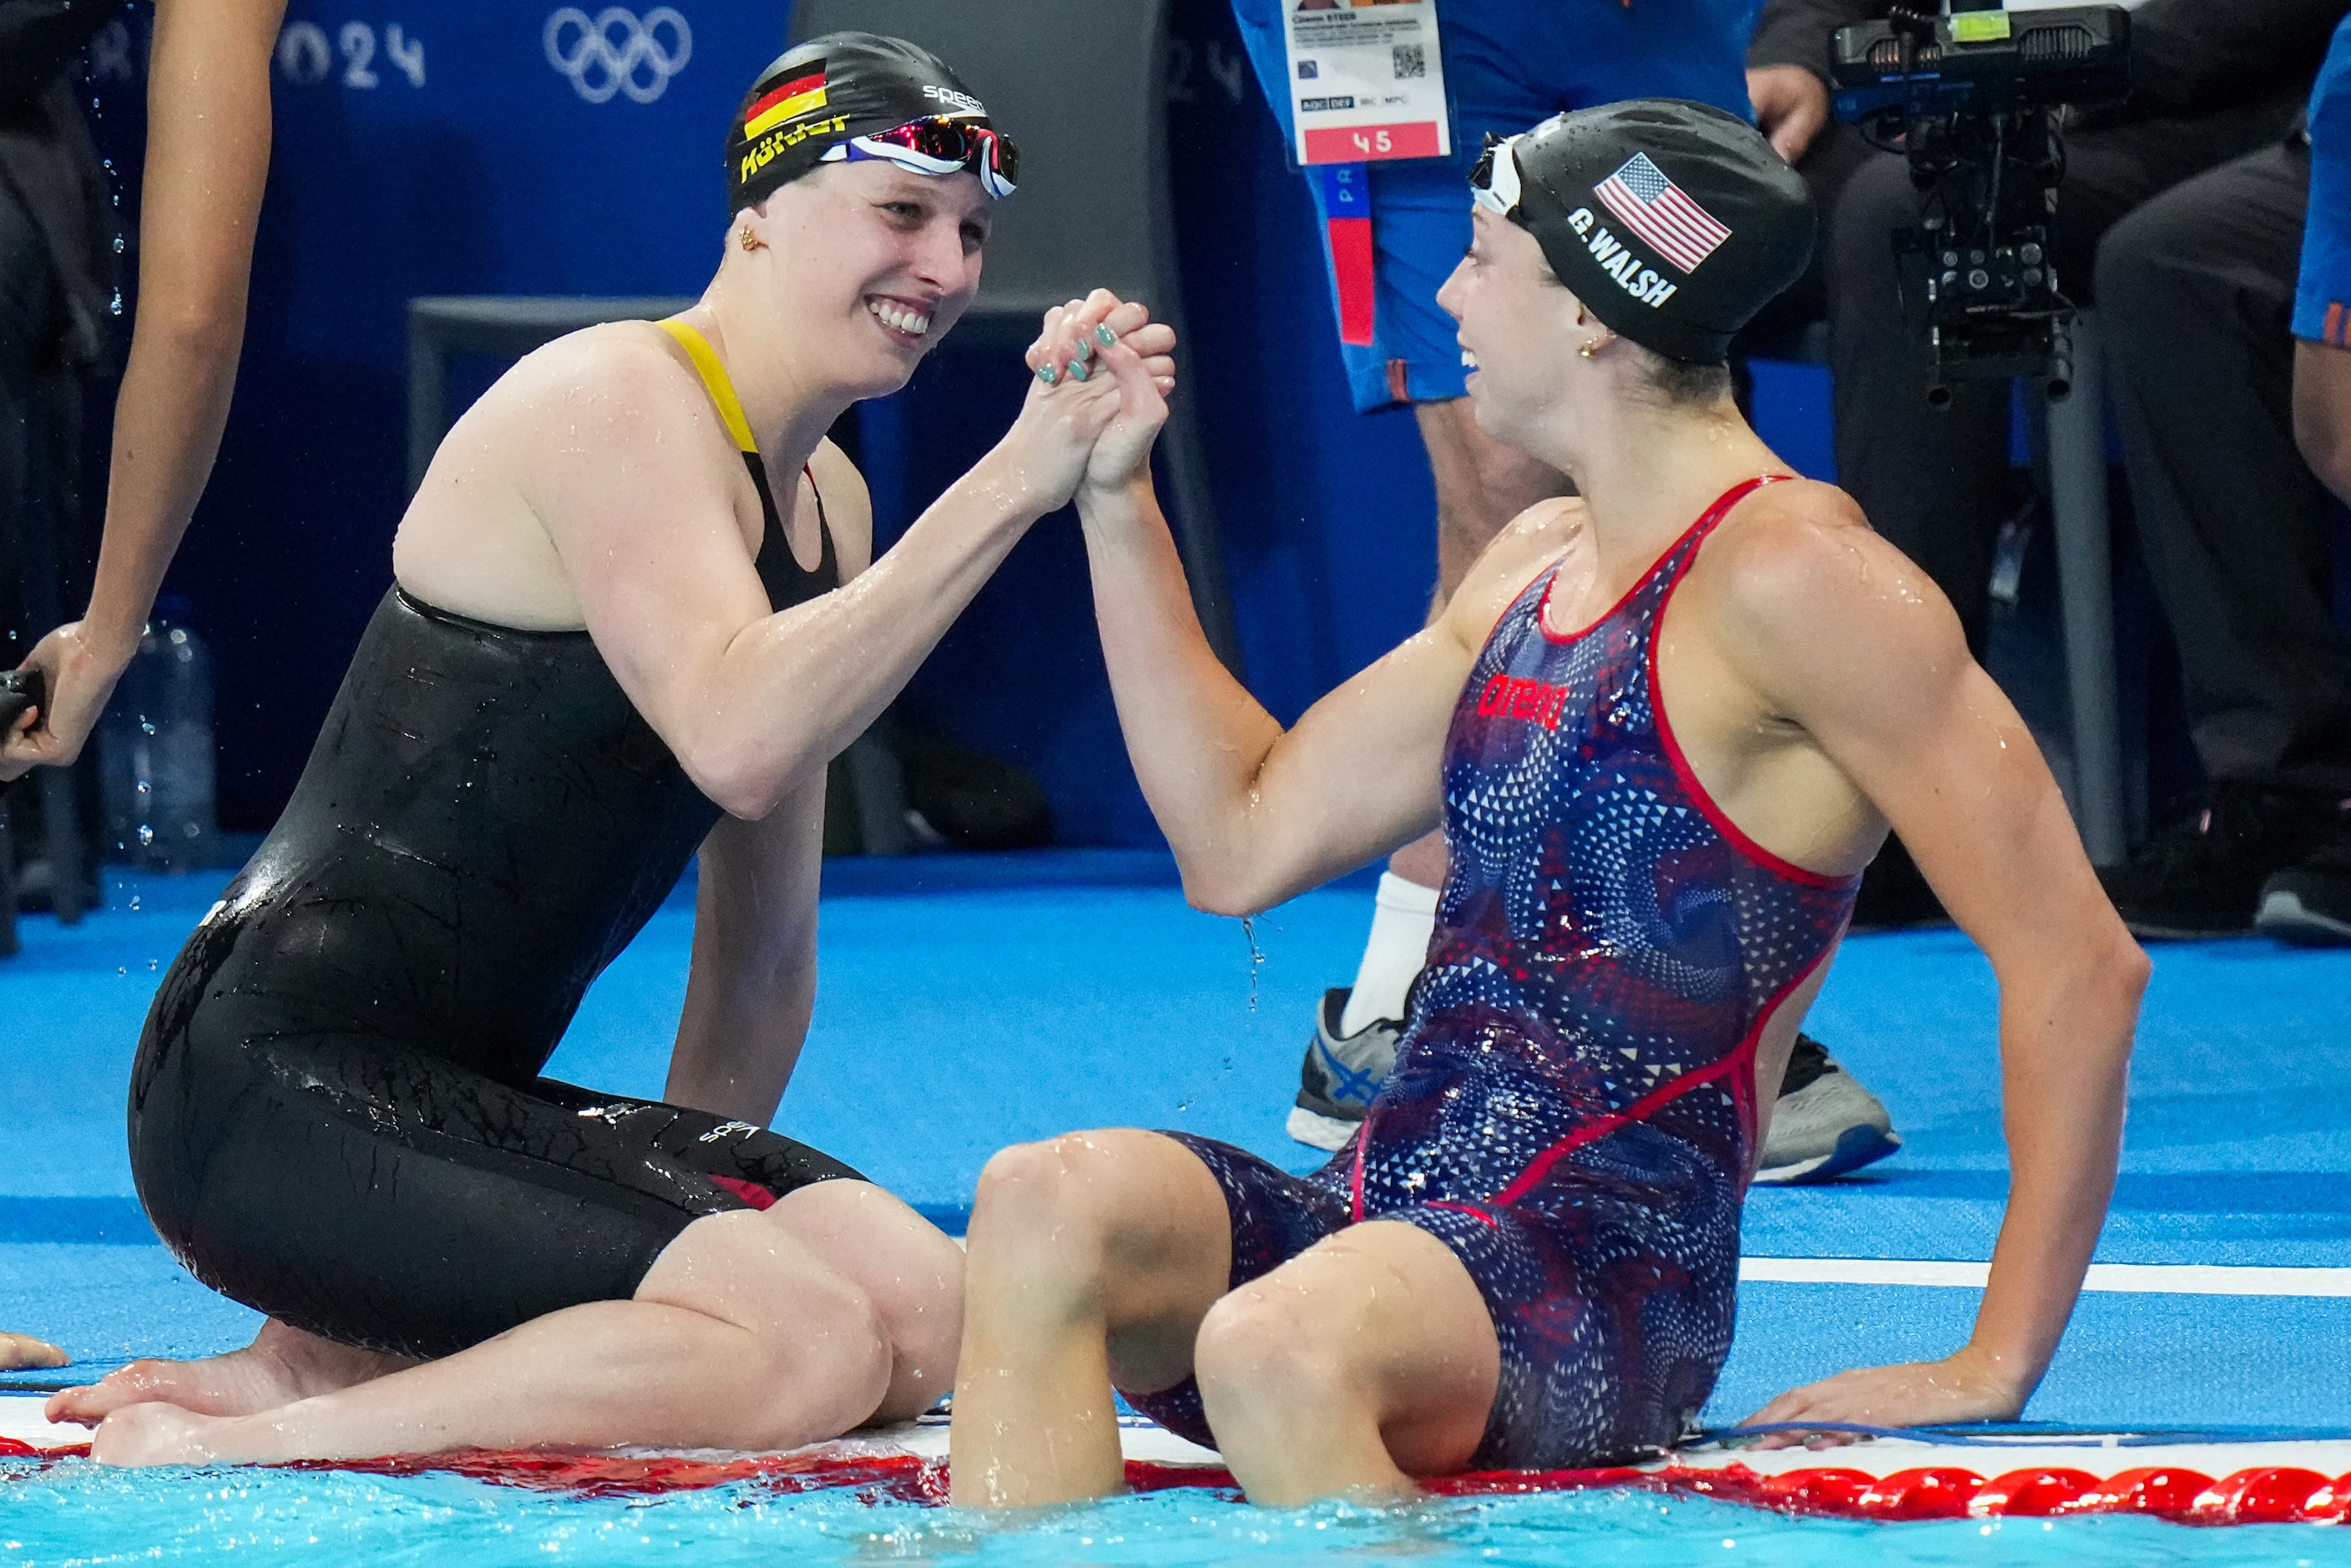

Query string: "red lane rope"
[[4, 1439, 2348, 1525]]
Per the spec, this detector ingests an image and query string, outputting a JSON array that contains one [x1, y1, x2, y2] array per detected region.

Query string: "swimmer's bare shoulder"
[[1432, 495, 1587, 654], [1686, 477, 1963, 730], [396, 322, 739, 628]]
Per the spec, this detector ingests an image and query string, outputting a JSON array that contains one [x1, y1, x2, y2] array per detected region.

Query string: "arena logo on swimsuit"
[[1564, 208, 1679, 308], [1477, 671, 1570, 731]]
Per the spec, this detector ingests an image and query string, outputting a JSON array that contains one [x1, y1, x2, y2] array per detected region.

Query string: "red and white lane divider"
[[9, 1399, 2351, 1525]]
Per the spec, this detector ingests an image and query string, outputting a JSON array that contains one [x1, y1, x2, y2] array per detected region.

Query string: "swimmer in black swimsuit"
[[49, 33, 1179, 1466]]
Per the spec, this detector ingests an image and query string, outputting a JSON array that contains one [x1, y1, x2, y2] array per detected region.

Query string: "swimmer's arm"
[[2, 0, 285, 780], [666, 778, 826, 1125], [1077, 471, 1570, 914], [1725, 503, 2146, 1431], [2293, 339, 2351, 507], [533, 333, 1117, 820]]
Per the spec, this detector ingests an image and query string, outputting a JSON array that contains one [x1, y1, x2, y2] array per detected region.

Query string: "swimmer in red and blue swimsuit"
[[1126, 474, 1856, 1467], [953, 102, 2144, 1510]]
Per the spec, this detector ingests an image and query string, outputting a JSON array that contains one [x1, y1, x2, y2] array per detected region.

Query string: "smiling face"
[[739, 160, 993, 399], [1437, 208, 1588, 451]]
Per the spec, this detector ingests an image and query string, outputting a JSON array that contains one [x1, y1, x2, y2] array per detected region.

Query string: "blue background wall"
[[94, 0, 1823, 842]]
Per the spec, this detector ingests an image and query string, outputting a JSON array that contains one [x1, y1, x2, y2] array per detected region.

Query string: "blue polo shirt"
[[2295, 13, 2351, 346]]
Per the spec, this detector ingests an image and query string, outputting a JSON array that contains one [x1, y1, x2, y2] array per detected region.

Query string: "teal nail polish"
[[1095, 324, 1116, 346], [1036, 364, 1058, 386], [1067, 359, 1089, 382], [1073, 336, 1094, 361]]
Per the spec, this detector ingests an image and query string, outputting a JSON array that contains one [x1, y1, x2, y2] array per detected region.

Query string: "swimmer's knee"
[[1193, 1287, 1352, 1416], [970, 1135, 1123, 1244], [966, 1135, 1161, 1317], [736, 1269, 894, 1444]]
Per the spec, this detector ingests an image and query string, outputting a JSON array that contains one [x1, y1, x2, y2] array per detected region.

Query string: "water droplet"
[[148, 959, 159, 971], [1238, 916, 1264, 1014], [128, 896, 141, 911], [137, 824, 154, 846]]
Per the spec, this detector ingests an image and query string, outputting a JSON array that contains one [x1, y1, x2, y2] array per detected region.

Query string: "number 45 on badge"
[[1281, 0, 1449, 165]]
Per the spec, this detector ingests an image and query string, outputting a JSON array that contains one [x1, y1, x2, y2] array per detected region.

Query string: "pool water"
[[10, 1460, 2351, 1567]]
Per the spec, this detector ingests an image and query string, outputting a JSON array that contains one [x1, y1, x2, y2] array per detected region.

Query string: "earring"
[[738, 225, 765, 253], [1579, 336, 1606, 360]]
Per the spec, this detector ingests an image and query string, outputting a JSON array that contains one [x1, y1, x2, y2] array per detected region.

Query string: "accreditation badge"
[[1280, 0, 1452, 165]]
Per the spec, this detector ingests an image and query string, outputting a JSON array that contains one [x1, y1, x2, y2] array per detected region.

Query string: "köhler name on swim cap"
[[1480, 99, 1814, 365], [728, 31, 1004, 214]]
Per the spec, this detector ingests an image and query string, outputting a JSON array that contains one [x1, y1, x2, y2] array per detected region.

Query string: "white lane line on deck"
[[1740, 1258, 2351, 1297]]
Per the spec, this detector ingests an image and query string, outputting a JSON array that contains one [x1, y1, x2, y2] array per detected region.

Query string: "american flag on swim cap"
[[1594, 153, 1732, 275]]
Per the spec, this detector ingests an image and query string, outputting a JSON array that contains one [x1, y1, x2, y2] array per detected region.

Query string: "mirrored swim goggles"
[[819, 116, 1020, 198], [1469, 131, 1525, 220]]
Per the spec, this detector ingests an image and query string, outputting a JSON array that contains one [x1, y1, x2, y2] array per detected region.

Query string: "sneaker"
[[1287, 988, 1402, 1151], [2099, 783, 2345, 940], [1752, 1034, 1902, 1184], [2256, 820, 2351, 946]]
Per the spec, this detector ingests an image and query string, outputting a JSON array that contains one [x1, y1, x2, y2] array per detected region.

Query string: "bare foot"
[[45, 1320, 412, 1428], [0, 1332, 68, 1371], [88, 1401, 233, 1467]]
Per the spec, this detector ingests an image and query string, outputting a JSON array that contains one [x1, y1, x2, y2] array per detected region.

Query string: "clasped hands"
[[992, 289, 1179, 516]]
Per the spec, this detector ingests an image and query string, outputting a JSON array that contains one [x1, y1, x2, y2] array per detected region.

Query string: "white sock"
[[1338, 872, 1440, 1035]]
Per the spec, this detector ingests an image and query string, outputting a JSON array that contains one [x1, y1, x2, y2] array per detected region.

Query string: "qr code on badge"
[[1392, 43, 1426, 78]]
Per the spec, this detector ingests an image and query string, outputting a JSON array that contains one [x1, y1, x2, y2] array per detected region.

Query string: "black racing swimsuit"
[[129, 322, 853, 1359]]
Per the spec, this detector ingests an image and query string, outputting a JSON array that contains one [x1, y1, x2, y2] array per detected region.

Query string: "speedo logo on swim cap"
[[1566, 209, 1680, 309], [921, 83, 985, 115]]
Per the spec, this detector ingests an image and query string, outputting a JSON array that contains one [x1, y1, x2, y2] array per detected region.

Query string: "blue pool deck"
[[3, 850, 2348, 1433]]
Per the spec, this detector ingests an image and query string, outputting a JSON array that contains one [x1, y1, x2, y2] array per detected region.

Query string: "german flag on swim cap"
[[727, 32, 997, 213]]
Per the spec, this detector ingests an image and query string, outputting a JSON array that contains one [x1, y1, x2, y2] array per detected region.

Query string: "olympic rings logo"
[[544, 7, 692, 105]]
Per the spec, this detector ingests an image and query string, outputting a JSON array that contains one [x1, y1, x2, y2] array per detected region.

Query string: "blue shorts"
[[2295, 16, 2351, 347], [1232, 0, 1760, 410]]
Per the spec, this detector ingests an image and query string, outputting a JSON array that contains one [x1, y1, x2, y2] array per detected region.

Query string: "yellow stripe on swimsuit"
[[658, 318, 758, 454]]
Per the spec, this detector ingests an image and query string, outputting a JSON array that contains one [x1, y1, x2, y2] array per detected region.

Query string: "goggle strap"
[[1471, 131, 1524, 218]]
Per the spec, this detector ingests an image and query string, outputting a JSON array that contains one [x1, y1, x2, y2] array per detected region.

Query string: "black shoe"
[[1850, 834, 1947, 932], [2257, 818, 2351, 946], [2100, 783, 2345, 940]]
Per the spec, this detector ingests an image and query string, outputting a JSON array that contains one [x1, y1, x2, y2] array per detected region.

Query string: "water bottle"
[[98, 604, 218, 873]]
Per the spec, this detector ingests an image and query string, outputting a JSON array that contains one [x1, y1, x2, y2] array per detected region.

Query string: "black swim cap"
[[727, 32, 1007, 214], [1473, 100, 1813, 364]]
